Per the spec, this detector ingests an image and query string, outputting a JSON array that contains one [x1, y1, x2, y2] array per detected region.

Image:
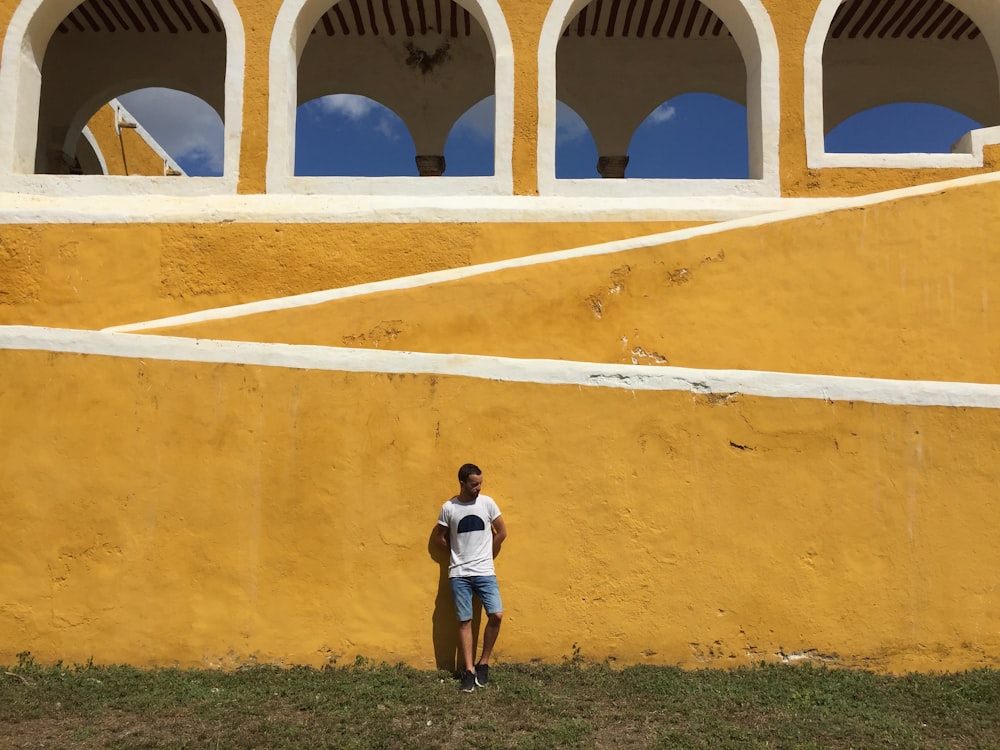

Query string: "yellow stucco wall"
[[2, 0, 1000, 677], [0, 221, 701, 329], [84, 105, 170, 177], [157, 180, 1000, 384], [2, 346, 999, 673], [1, 176, 998, 673]]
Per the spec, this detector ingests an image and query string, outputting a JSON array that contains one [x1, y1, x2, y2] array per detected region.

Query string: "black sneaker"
[[475, 664, 489, 688], [460, 670, 476, 693]]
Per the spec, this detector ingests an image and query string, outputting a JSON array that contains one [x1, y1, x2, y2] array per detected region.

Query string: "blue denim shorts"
[[449, 575, 503, 622]]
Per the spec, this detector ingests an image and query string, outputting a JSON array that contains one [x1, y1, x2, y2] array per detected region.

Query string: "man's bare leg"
[[477, 612, 503, 665], [458, 620, 475, 673]]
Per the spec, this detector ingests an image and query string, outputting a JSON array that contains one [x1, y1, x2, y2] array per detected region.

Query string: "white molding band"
[[3, 325, 999, 409], [2, 167, 998, 225], [0, 192, 817, 224]]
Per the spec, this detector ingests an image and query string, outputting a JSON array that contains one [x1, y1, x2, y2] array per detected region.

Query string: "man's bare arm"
[[432, 524, 450, 550], [491, 516, 507, 558]]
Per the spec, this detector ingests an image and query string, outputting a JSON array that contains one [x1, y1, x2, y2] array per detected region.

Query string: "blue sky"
[[118, 88, 982, 179]]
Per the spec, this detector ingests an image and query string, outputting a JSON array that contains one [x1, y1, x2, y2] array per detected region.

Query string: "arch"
[[267, 0, 514, 194], [77, 126, 108, 175], [538, 0, 780, 196], [0, 0, 244, 191], [804, 0, 1000, 168]]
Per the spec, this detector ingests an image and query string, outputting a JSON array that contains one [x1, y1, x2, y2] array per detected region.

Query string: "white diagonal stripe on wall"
[[3, 326, 999, 409]]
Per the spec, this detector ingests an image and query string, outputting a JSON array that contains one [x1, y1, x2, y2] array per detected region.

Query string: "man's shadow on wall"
[[428, 529, 482, 675]]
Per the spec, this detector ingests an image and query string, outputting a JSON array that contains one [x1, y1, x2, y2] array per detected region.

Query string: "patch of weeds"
[[561, 643, 584, 669]]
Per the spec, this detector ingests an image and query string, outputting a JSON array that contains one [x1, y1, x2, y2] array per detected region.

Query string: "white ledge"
[[2, 326, 999, 409], [809, 126, 1000, 170]]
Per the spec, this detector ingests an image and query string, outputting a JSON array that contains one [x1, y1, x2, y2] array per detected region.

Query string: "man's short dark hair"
[[458, 463, 482, 482]]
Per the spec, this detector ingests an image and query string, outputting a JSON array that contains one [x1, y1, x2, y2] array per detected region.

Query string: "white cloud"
[[373, 116, 401, 141], [312, 93, 379, 120], [117, 88, 224, 175], [649, 103, 677, 124], [307, 95, 404, 142]]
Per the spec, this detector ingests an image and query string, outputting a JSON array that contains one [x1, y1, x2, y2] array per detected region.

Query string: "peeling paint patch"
[[666, 267, 690, 285], [776, 648, 839, 664], [342, 321, 404, 348], [706, 392, 737, 404], [608, 265, 631, 294], [630, 347, 667, 365]]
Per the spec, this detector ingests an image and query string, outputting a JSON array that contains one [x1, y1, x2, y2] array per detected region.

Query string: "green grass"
[[2, 652, 1000, 749]]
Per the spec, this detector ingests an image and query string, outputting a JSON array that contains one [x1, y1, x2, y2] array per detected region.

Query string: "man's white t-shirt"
[[437, 494, 502, 578]]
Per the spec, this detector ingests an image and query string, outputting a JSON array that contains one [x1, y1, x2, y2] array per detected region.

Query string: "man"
[[433, 463, 508, 692]]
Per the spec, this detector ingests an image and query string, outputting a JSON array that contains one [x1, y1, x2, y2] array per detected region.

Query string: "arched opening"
[[538, 0, 779, 194], [827, 102, 982, 154], [806, 0, 1000, 166], [0, 0, 243, 189], [443, 96, 494, 176], [269, 0, 514, 193], [295, 0, 494, 178], [555, 0, 746, 179], [32, 0, 227, 174]]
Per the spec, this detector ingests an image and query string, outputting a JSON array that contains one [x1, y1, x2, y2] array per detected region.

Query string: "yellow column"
[[236, 0, 277, 194], [766, 0, 813, 197], [503, 0, 546, 196]]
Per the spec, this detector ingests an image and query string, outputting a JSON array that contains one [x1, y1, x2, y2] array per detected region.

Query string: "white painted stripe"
[[4, 326, 999, 409], [104, 169, 1000, 333], [0, 192, 808, 224], [105, 220, 737, 332], [0, 169, 998, 225]]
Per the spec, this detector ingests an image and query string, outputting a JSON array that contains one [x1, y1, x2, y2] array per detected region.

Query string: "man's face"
[[460, 473, 483, 500]]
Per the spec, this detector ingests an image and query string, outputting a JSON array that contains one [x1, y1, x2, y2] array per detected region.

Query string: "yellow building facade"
[[1, 0, 999, 673]]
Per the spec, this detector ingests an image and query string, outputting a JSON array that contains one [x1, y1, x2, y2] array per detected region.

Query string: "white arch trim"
[[0, 0, 243, 194], [804, 0, 1000, 169], [266, 0, 514, 195], [537, 0, 781, 197], [79, 127, 109, 175]]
